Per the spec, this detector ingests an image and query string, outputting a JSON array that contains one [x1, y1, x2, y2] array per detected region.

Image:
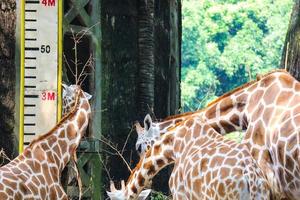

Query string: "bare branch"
[[99, 136, 132, 173]]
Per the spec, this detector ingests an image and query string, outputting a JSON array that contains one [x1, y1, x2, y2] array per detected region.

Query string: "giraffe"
[[107, 116, 271, 200], [0, 84, 91, 199], [135, 69, 300, 199]]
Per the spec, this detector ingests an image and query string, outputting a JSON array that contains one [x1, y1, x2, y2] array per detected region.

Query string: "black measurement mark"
[[25, 19, 37, 22], [24, 123, 36, 126], [23, 142, 30, 145], [25, 38, 37, 41], [25, 57, 36, 60], [24, 113, 36, 117], [24, 85, 36, 88], [25, 47, 39, 51], [24, 133, 35, 136], [24, 104, 36, 107], [24, 76, 36, 79], [25, 9, 37, 12], [25, 28, 37, 32], [24, 94, 39, 98], [25, 0, 39, 4], [25, 66, 36, 69]]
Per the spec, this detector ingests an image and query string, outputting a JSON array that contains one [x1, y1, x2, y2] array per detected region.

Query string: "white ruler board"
[[20, 0, 62, 152]]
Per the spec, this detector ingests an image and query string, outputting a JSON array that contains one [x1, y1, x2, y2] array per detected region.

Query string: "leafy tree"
[[182, 0, 293, 111]]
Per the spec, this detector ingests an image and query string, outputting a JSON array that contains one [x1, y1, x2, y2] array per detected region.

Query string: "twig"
[[96, 151, 112, 181], [121, 126, 134, 155], [99, 136, 132, 173], [285, 42, 289, 71]]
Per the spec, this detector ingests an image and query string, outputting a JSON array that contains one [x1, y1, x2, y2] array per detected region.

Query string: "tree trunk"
[[137, 0, 155, 120], [0, 0, 17, 163], [281, 0, 300, 80]]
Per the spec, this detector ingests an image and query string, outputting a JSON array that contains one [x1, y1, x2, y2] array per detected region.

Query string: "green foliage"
[[150, 191, 170, 200], [182, 0, 293, 111]]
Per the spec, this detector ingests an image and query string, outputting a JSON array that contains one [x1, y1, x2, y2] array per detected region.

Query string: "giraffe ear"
[[144, 114, 152, 131], [84, 92, 92, 100], [137, 189, 151, 200], [62, 83, 68, 89]]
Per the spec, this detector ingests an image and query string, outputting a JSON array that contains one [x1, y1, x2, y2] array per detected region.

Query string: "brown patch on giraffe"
[[289, 95, 300, 107], [32, 146, 46, 161], [220, 120, 236, 133], [163, 134, 174, 145], [248, 89, 264, 112], [220, 98, 234, 116], [285, 155, 295, 172], [185, 130, 192, 144], [192, 123, 201, 138], [50, 167, 59, 182], [252, 120, 265, 146], [158, 121, 173, 130], [277, 141, 286, 165], [252, 103, 264, 121], [209, 122, 221, 133], [58, 140, 67, 154], [42, 164, 52, 184], [156, 159, 165, 168], [218, 182, 226, 197], [263, 83, 280, 105], [59, 129, 66, 138], [287, 134, 297, 152], [200, 157, 209, 172], [77, 110, 87, 129], [66, 123, 77, 140], [259, 73, 277, 87], [153, 144, 161, 156], [209, 156, 224, 168], [247, 82, 259, 92], [277, 91, 293, 106], [236, 93, 248, 102], [147, 164, 156, 176], [251, 148, 260, 160], [193, 179, 202, 194], [47, 135, 57, 147], [163, 150, 174, 162], [263, 107, 274, 125], [38, 174, 46, 185], [220, 167, 230, 179], [278, 74, 294, 88], [49, 186, 57, 199], [229, 114, 240, 127], [0, 192, 8, 199], [177, 127, 187, 138], [174, 140, 182, 153], [205, 104, 217, 119], [225, 157, 237, 165], [280, 119, 294, 137], [185, 118, 194, 127], [218, 146, 231, 155], [293, 105, 300, 118], [137, 173, 145, 187]]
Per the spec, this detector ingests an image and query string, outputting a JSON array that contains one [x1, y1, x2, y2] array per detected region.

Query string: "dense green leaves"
[[181, 0, 293, 111]]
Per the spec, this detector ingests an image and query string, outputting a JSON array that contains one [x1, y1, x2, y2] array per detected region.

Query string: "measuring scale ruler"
[[19, 0, 62, 152]]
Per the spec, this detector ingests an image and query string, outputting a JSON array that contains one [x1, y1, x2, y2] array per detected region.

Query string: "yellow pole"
[[19, 0, 25, 153], [57, 0, 63, 121]]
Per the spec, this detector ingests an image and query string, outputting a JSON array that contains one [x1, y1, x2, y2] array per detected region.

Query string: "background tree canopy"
[[181, 0, 293, 111]]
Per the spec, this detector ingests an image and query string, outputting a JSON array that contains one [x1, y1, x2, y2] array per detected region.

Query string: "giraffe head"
[[62, 83, 92, 114], [135, 114, 161, 156], [106, 180, 151, 200]]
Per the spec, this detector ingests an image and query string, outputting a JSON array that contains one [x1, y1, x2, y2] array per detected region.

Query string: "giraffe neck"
[[126, 117, 220, 198], [22, 94, 91, 172]]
